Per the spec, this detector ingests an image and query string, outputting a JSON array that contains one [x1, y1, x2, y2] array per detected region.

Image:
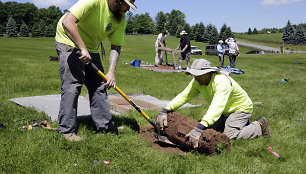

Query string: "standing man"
[[225, 38, 239, 68], [55, 0, 137, 141], [155, 30, 167, 66], [156, 59, 270, 148], [176, 30, 191, 70], [217, 40, 225, 68]]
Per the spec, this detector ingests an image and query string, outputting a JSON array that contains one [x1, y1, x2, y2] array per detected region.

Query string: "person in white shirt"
[[225, 38, 239, 68], [217, 40, 225, 68], [155, 30, 167, 66]]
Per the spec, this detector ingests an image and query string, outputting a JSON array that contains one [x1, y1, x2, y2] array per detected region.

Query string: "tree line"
[[1, 1, 234, 44], [126, 10, 234, 44], [2, 1, 304, 45], [0, 1, 63, 37]]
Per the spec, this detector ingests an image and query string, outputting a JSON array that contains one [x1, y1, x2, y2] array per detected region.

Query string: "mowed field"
[[0, 35, 305, 173], [235, 33, 306, 51]]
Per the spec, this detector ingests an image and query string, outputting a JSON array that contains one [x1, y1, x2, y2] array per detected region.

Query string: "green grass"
[[235, 33, 306, 51], [0, 36, 305, 173]]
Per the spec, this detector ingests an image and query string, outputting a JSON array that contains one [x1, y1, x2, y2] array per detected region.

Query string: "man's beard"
[[113, 5, 123, 22]]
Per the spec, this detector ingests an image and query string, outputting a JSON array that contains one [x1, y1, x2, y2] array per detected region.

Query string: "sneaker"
[[63, 133, 83, 142], [257, 117, 271, 137]]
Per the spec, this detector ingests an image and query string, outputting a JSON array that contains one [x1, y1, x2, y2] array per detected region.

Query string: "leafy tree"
[[282, 20, 295, 44], [0, 24, 4, 37], [125, 11, 134, 34], [175, 25, 184, 38], [294, 25, 305, 45], [253, 28, 258, 34], [45, 24, 55, 37], [20, 22, 29, 37], [6, 17, 18, 37], [166, 10, 186, 36], [248, 28, 252, 34], [0, 1, 8, 27], [133, 13, 154, 34], [155, 11, 167, 34]]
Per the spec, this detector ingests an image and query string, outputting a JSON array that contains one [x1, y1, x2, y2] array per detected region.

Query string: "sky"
[[2, 0, 306, 32]]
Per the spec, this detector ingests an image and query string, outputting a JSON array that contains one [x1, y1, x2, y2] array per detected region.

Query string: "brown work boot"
[[257, 117, 271, 137], [63, 133, 83, 142]]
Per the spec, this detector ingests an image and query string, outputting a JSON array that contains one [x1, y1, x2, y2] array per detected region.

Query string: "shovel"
[[76, 51, 174, 145]]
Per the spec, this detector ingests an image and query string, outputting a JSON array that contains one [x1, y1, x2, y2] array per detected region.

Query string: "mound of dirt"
[[139, 112, 231, 155], [163, 112, 231, 155]]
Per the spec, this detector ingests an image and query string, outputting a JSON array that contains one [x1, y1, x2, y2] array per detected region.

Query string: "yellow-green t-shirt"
[[165, 73, 253, 127], [55, 0, 126, 53]]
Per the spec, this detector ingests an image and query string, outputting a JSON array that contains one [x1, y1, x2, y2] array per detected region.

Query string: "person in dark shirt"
[[176, 30, 191, 70]]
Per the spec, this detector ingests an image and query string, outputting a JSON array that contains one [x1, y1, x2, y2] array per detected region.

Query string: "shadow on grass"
[[76, 114, 140, 133]]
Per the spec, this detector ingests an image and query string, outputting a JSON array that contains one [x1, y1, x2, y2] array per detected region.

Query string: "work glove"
[[155, 109, 169, 130], [186, 123, 206, 148]]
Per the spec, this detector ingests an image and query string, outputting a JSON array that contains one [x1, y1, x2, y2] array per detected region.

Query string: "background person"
[[154, 30, 167, 66], [217, 40, 225, 68], [225, 38, 239, 68], [55, 0, 137, 141], [156, 59, 270, 148], [176, 30, 191, 70]]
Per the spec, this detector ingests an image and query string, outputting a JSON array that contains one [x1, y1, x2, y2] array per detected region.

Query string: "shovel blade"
[[154, 133, 174, 145]]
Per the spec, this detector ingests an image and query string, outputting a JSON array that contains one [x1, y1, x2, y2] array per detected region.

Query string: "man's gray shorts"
[[179, 52, 190, 60], [56, 42, 112, 134]]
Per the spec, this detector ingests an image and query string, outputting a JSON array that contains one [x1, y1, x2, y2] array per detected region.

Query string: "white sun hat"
[[124, 0, 137, 11]]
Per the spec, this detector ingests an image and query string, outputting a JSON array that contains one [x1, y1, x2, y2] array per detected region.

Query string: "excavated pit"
[[140, 112, 231, 155]]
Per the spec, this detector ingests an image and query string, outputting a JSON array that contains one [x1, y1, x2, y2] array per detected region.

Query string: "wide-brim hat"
[[229, 37, 235, 42], [180, 30, 188, 35], [124, 0, 137, 11], [185, 59, 219, 76]]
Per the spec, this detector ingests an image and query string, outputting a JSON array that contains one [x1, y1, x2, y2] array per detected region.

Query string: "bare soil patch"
[[139, 112, 231, 155]]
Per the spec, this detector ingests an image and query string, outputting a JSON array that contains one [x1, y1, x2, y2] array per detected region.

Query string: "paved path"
[[237, 41, 306, 53]]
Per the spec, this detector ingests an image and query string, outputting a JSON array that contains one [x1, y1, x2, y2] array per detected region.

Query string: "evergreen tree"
[[224, 26, 233, 39], [253, 28, 258, 34], [282, 20, 295, 44], [209, 25, 218, 44], [294, 25, 305, 45], [45, 24, 55, 37], [190, 23, 199, 40], [6, 17, 18, 37], [202, 27, 209, 43], [218, 24, 227, 41], [195, 22, 205, 42], [248, 28, 252, 34], [31, 22, 43, 37], [20, 22, 29, 37]]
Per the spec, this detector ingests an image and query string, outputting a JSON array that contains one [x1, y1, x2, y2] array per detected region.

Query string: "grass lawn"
[[235, 33, 306, 51], [0, 36, 305, 173]]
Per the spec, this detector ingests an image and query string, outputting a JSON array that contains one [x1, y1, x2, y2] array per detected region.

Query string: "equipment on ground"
[[76, 51, 173, 145], [157, 47, 181, 69]]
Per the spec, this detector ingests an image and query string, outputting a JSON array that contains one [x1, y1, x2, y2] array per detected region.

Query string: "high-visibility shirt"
[[55, 0, 126, 53], [165, 73, 253, 127]]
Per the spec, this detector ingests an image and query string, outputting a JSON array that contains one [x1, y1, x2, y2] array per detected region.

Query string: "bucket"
[[134, 59, 141, 67]]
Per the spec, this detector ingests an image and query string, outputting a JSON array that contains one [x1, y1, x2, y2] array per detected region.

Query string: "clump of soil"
[[141, 112, 231, 155]]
